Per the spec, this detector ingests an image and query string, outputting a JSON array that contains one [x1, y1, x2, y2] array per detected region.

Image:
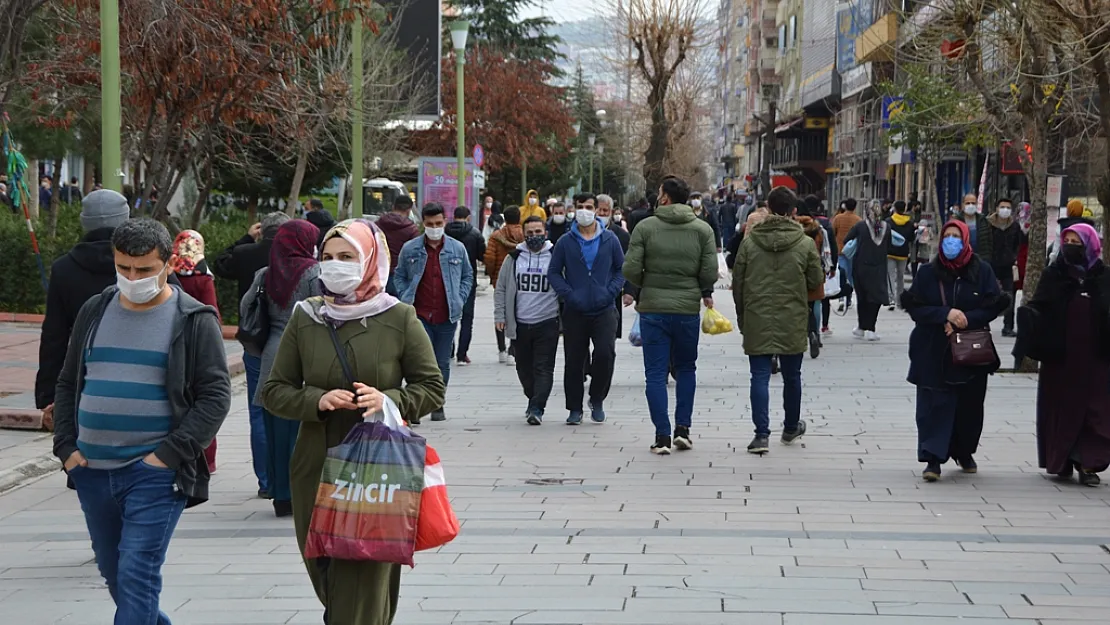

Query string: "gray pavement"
[[0, 286, 1108, 625]]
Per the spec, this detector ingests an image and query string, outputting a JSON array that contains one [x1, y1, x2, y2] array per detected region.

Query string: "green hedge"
[[0, 207, 251, 324]]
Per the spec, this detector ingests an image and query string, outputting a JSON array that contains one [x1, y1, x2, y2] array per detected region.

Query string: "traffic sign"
[[473, 144, 485, 168]]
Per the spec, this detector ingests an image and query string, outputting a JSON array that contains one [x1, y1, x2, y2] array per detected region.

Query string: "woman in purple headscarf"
[[1018, 223, 1110, 485]]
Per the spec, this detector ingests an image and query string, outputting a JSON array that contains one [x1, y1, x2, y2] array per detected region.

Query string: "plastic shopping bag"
[[415, 444, 460, 551], [304, 408, 426, 565], [823, 272, 841, 298], [628, 313, 643, 347], [717, 252, 729, 281], [701, 308, 734, 335]]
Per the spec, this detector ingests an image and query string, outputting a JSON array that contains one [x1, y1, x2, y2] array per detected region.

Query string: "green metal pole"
[[351, 16, 364, 217], [101, 0, 121, 192], [589, 152, 594, 194], [456, 49, 466, 209]]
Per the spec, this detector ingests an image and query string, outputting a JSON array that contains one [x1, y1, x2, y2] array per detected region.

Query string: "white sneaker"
[[498, 351, 507, 364], [506, 354, 516, 366], [853, 328, 865, 339], [865, 331, 881, 342]]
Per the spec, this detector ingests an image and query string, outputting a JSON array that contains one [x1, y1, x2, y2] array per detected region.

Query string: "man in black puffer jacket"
[[35, 191, 181, 429], [446, 205, 487, 365]]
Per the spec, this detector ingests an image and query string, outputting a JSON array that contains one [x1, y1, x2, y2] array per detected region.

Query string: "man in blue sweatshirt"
[[548, 192, 626, 425]]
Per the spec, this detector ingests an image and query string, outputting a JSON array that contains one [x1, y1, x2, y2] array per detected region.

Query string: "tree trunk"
[[47, 157, 62, 237], [642, 86, 669, 192], [246, 196, 259, 224], [188, 162, 215, 229], [287, 147, 310, 217]]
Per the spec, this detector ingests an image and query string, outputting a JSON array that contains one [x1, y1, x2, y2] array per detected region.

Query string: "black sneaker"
[[923, 462, 941, 482], [589, 400, 606, 423], [747, 436, 770, 454], [1079, 471, 1101, 487], [566, 410, 583, 425], [673, 426, 692, 451], [1001, 328, 1017, 338], [651, 435, 672, 455], [273, 500, 293, 518], [526, 410, 542, 426], [431, 409, 446, 422], [955, 455, 977, 474], [781, 420, 807, 445], [809, 331, 821, 359]]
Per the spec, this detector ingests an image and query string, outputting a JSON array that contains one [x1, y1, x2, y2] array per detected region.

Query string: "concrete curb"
[[0, 410, 43, 430], [0, 440, 58, 494]]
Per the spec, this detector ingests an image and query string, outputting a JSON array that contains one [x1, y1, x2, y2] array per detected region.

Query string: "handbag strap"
[[938, 281, 948, 307], [325, 323, 356, 388]]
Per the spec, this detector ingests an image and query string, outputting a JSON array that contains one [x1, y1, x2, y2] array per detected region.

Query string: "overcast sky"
[[518, 0, 602, 22]]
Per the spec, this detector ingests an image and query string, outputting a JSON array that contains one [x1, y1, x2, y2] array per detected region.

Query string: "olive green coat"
[[623, 204, 719, 315], [260, 300, 445, 625], [731, 215, 823, 356]]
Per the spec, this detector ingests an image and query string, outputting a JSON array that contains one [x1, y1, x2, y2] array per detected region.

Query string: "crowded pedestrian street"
[[0, 289, 1106, 625]]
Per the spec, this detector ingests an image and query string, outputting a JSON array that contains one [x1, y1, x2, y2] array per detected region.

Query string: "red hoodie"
[[376, 211, 420, 272]]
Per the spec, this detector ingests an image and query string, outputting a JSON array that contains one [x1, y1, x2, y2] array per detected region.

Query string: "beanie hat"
[[1066, 199, 1084, 218], [80, 189, 130, 232]]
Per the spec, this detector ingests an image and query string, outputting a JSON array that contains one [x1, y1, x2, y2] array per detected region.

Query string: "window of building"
[[778, 25, 787, 54], [789, 15, 797, 48]]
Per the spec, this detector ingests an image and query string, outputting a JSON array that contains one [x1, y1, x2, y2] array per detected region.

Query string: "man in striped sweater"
[[52, 219, 231, 624]]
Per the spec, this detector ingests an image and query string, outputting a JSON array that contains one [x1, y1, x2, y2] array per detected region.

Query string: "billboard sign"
[[837, 0, 874, 74], [417, 157, 477, 214]]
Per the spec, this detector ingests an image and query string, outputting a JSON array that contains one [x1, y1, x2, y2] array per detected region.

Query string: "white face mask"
[[319, 260, 363, 295], [963, 204, 978, 216], [117, 264, 167, 305], [597, 216, 610, 227], [576, 209, 596, 227], [998, 207, 1012, 219], [613, 214, 622, 223], [528, 197, 538, 206], [485, 201, 493, 208], [425, 226, 445, 241], [567, 211, 575, 220], [553, 214, 566, 224], [691, 199, 702, 208]]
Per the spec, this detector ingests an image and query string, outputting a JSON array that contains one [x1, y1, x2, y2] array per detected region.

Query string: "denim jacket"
[[393, 235, 472, 323]]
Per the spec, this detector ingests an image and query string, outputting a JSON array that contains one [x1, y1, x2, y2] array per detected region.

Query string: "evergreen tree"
[[448, 0, 563, 63]]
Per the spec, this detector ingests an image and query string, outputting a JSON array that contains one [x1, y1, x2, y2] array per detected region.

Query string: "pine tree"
[[448, 0, 563, 63]]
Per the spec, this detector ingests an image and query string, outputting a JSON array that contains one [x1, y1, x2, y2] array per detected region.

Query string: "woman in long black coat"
[[901, 220, 1007, 482], [1018, 223, 1110, 486], [844, 200, 892, 341]]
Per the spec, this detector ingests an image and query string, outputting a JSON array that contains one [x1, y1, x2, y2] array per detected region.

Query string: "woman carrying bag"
[[261, 219, 444, 624], [902, 220, 1008, 482], [1018, 223, 1110, 486], [843, 200, 894, 341]]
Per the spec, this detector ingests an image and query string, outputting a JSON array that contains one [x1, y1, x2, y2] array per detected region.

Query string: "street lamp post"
[[597, 144, 604, 195], [101, 0, 121, 192], [588, 133, 596, 193], [450, 20, 470, 211], [572, 122, 581, 195]]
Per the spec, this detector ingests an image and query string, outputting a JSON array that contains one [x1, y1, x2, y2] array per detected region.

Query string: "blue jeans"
[[421, 319, 457, 390], [640, 313, 700, 436], [71, 461, 187, 625], [749, 353, 804, 437], [242, 352, 268, 492]]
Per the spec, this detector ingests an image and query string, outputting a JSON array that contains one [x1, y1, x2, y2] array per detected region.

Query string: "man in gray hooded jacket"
[[495, 216, 561, 425]]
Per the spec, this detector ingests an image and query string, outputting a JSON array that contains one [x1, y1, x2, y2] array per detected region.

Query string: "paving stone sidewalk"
[[0, 288, 1107, 625]]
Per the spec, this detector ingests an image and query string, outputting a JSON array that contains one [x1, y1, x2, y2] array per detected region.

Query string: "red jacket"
[[176, 273, 222, 323], [376, 212, 421, 272]]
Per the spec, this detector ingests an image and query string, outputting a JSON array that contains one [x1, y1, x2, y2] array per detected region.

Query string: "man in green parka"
[[732, 186, 823, 455], [623, 175, 719, 455]]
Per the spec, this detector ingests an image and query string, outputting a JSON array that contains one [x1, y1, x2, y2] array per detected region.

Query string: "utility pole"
[[101, 0, 121, 192]]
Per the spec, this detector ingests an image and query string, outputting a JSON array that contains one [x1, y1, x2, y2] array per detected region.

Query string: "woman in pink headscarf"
[[260, 219, 444, 623], [1018, 223, 1110, 486]]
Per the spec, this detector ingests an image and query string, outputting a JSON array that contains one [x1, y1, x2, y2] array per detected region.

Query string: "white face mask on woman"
[[319, 260, 363, 295], [963, 204, 978, 216]]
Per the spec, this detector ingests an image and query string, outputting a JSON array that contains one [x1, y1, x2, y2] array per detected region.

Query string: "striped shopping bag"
[[304, 420, 426, 566]]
